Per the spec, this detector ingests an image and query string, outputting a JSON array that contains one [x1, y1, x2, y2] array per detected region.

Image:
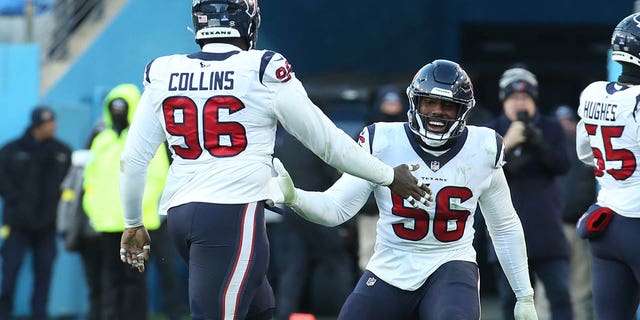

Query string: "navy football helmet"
[[406, 59, 475, 145], [611, 13, 640, 67], [191, 0, 261, 48]]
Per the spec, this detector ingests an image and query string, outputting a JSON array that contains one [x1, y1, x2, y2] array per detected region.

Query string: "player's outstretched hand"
[[514, 295, 538, 320], [120, 226, 151, 273], [389, 164, 432, 208]]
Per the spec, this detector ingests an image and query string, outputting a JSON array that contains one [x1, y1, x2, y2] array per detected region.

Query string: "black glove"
[[525, 125, 544, 150]]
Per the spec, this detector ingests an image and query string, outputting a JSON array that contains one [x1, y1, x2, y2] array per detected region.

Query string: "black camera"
[[516, 110, 530, 123], [516, 110, 543, 148]]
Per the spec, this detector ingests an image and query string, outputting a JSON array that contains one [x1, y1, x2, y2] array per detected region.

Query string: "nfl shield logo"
[[366, 277, 377, 287], [430, 161, 440, 172]]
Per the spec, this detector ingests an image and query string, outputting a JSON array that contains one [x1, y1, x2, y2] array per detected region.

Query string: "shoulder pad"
[[493, 132, 506, 169], [142, 58, 158, 87], [356, 124, 375, 154], [259, 51, 294, 84], [468, 126, 505, 169]]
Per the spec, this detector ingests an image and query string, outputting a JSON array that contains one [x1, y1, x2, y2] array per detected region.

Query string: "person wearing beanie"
[[498, 66, 539, 103], [574, 12, 640, 319], [0, 106, 71, 319], [485, 65, 573, 320]]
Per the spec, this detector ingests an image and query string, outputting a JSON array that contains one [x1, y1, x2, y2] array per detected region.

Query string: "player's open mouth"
[[427, 120, 447, 133]]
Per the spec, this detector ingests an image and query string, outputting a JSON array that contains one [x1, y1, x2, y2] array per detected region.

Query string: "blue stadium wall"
[[0, 0, 634, 317]]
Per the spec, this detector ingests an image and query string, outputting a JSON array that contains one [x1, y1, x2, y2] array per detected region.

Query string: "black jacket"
[[485, 113, 571, 260], [0, 131, 71, 231]]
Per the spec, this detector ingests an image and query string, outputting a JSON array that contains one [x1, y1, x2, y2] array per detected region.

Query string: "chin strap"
[[618, 62, 640, 85], [414, 133, 458, 151]]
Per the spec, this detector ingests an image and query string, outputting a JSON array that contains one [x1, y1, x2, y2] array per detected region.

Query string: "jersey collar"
[[403, 123, 468, 171], [190, 43, 241, 61], [202, 43, 243, 53]]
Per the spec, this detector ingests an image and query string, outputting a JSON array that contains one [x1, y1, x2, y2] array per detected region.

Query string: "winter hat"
[[30, 106, 55, 129], [499, 66, 538, 101]]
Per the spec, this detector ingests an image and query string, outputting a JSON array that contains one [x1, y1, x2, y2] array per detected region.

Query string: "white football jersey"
[[291, 122, 532, 296], [577, 81, 640, 218], [365, 123, 500, 289], [120, 43, 394, 220]]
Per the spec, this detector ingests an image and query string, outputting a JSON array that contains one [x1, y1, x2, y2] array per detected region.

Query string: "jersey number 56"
[[391, 186, 472, 242]]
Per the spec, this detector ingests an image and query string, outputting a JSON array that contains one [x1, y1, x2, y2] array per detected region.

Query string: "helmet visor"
[[194, 1, 242, 14]]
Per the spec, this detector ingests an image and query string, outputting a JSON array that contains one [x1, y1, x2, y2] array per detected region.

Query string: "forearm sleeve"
[[479, 169, 534, 299], [290, 173, 375, 227], [274, 80, 394, 186]]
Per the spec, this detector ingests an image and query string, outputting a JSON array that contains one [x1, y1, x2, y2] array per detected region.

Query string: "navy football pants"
[[167, 201, 275, 320], [338, 260, 480, 320], [589, 213, 640, 320]]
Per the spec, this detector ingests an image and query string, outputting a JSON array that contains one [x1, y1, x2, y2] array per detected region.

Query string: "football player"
[[575, 12, 640, 320], [117, 1, 429, 319], [273, 60, 538, 320]]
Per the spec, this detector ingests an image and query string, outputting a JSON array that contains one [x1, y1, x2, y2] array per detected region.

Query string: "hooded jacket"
[[82, 84, 169, 232]]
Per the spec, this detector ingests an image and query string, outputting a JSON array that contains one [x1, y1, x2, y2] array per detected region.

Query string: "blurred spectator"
[[56, 122, 102, 248], [57, 149, 95, 253], [554, 105, 596, 320], [53, 119, 106, 320], [485, 65, 573, 320], [0, 106, 71, 320], [272, 126, 355, 320], [82, 84, 169, 319], [367, 86, 406, 123]]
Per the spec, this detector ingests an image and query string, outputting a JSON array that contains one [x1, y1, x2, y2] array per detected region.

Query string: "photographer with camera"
[[485, 65, 573, 320]]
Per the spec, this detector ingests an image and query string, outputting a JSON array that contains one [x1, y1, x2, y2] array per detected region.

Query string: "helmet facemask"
[[407, 94, 472, 147]]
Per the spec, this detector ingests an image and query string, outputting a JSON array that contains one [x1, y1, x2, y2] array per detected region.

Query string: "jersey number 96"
[[162, 95, 247, 159]]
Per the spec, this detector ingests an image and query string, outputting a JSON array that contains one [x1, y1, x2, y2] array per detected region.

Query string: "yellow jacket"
[[83, 84, 168, 232]]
